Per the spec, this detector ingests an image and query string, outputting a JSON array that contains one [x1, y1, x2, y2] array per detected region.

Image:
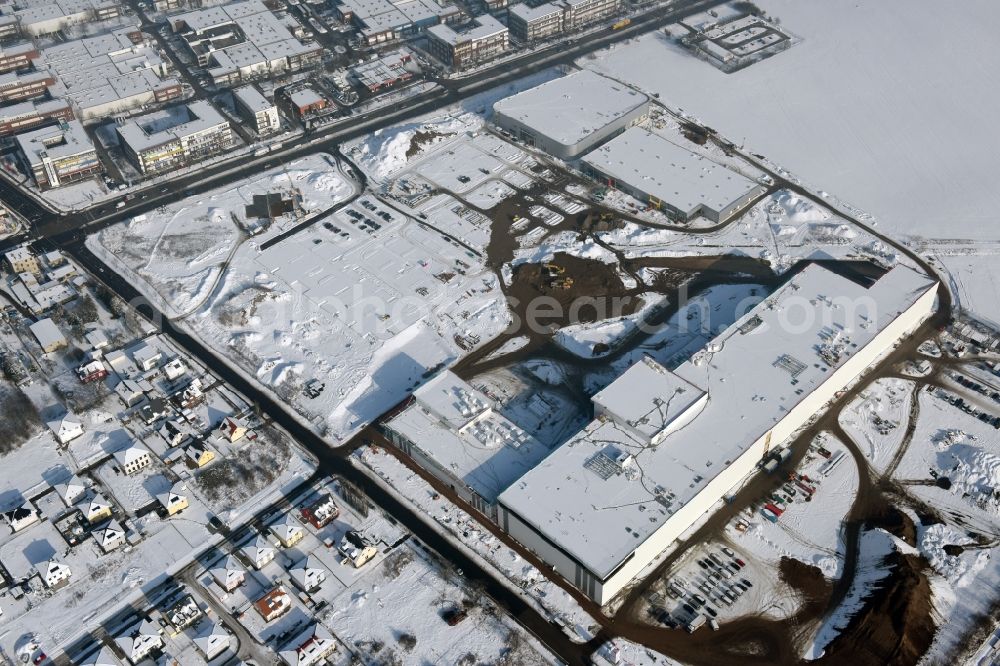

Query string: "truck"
[[762, 458, 779, 474], [685, 613, 706, 633], [760, 507, 779, 523], [612, 18, 631, 30]]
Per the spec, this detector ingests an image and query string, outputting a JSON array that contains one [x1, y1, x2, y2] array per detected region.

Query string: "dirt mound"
[[779, 557, 832, 614], [820, 552, 935, 666], [876, 507, 917, 547]]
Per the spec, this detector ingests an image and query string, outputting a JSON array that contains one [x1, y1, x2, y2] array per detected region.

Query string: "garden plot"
[[88, 154, 356, 317], [839, 377, 915, 475]]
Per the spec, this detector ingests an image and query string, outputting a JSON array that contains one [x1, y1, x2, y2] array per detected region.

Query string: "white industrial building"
[[382, 370, 553, 519], [492, 70, 649, 159], [581, 126, 767, 222], [496, 263, 937, 604]]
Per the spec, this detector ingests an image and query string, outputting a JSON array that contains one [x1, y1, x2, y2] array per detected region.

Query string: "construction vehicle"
[[550, 277, 574, 289], [543, 262, 565, 275], [612, 18, 631, 30]]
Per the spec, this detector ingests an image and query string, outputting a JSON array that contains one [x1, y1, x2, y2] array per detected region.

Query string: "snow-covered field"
[[583, 0, 1000, 320]]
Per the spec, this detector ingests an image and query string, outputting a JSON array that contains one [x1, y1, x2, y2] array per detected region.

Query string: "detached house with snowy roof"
[[210, 555, 245, 592], [81, 492, 113, 523], [242, 534, 276, 569], [220, 416, 247, 443], [79, 645, 121, 666], [95, 519, 126, 552], [38, 559, 72, 588], [289, 556, 327, 593], [269, 514, 304, 548], [48, 414, 83, 444], [4, 501, 38, 533], [158, 482, 188, 516], [280, 625, 337, 666], [55, 475, 87, 506], [116, 620, 163, 665], [114, 445, 152, 475], [194, 622, 229, 661]]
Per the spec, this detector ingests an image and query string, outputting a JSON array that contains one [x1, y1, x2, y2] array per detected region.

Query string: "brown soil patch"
[[820, 552, 935, 666], [779, 557, 832, 614]]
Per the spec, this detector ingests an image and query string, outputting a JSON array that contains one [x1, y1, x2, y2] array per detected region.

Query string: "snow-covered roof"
[[385, 371, 553, 503], [114, 444, 149, 467], [242, 534, 275, 563], [591, 356, 707, 445], [78, 645, 121, 666], [581, 126, 763, 217], [499, 263, 937, 579], [233, 84, 273, 113], [493, 70, 648, 149], [427, 14, 506, 46], [54, 474, 87, 505], [95, 519, 125, 549], [29, 318, 65, 350], [509, 1, 562, 21]]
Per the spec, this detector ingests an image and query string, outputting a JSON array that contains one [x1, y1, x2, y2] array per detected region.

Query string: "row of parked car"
[[653, 546, 756, 632]]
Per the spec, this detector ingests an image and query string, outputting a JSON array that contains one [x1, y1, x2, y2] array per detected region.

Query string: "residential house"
[[193, 622, 229, 661], [241, 534, 276, 570], [185, 442, 214, 468], [158, 482, 188, 516], [289, 556, 327, 593], [164, 594, 202, 633], [84, 329, 109, 351], [114, 445, 152, 475], [4, 246, 39, 274], [279, 625, 337, 666], [220, 416, 247, 443], [300, 493, 339, 529], [210, 555, 245, 592], [163, 358, 187, 381], [81, 492, 112, 523], [29, 318, 66, 352], [129, 342, 162, 371], [54, 475, 87, 506], [269, 514, 304, 548], [338, 531, 378, 568], [38, 559, 72, 588], [94, 519, 126, 552], [140, 397, 170, 425], [4, 502, 38, 532], [160, 420, 189, 447], [253, 586, 292, 622], [47, 414, 84, 444], [114, 379, 146, 407], [79, 645, 121, 666], [115, 620, 163, 665]]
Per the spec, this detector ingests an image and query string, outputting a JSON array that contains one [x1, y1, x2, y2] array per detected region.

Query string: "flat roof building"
[[0, 98, 74, 137], [29, 317, 66, 352], [349, 49, 414, 92], [382, 370, 554, 520], [497, 263, 937, 604], [508, 2, 563, 43], [117, 100, 234, 175], [426, 14, 508, 70], [232, 85, 279, 136], [335, 0, 460, 46], [15, 120, 101, 188], [582, 126, 767, 222], [492, 70, 649, 159]]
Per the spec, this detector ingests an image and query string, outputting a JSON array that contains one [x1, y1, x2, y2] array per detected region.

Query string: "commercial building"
[[560, 0, 622, 30], [287, 87, 327, 118], [15, 120, 101, 188], [382, 371, 554, 520], [334, 0, 460, 46], [0, 42, 40, 74], [170, 0, 322, 86], [581, 126, 768, 222], [117, 100, 234, 175], [507, 2, 563, 43], [426, 14, 508, 69], [37, 27, 182, 121], [496, 263, 937, 604], [4, 246, 39, 274], [0, 98, 73, 136], [232, 84, 279, 136], [0, 70, 56, 103], [11, 0, 121, 38], [492, 70, 648, 159], [349, 49, 414, 92]]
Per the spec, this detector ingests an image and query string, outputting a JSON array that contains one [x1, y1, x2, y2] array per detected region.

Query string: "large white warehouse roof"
[[492, 70, 648, 151], [499, 263, 936, 579], [582, 126, 760, 217]]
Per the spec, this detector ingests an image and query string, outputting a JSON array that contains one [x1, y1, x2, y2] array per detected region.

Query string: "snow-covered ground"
[[582, 0, 1000, 320], [839, 377, 915, 475]]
